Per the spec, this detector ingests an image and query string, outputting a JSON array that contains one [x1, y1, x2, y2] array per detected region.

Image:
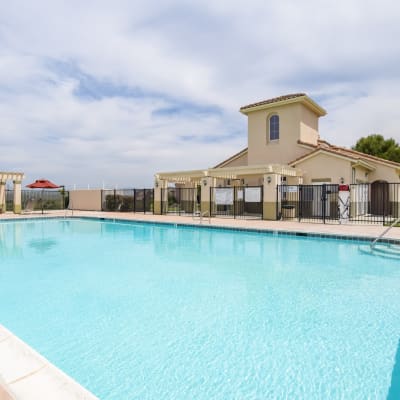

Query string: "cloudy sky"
[[1, 0, 400, 188]]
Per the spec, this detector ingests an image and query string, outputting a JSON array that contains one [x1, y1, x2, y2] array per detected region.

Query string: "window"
[[269, 115, 279, 141]]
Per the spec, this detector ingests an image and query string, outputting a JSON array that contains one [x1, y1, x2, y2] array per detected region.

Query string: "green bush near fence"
[[105, 193, 153, 212], [105, 195, 134, 211]]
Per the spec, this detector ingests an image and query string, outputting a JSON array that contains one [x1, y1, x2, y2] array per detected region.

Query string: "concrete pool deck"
[[0, 325, 98, 400], [1, 209, 399, 241], [0, 210, 399, 399]]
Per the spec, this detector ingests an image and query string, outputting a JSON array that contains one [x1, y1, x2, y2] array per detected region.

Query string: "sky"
[[1, 0, 400, 189]]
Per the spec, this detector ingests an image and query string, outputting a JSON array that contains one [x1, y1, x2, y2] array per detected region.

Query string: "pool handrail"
[[370, 216, 400, 249]]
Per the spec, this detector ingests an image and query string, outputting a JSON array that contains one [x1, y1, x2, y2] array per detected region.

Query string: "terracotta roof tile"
[[240, 93, 306, 111], [293, 140, 400, 168]]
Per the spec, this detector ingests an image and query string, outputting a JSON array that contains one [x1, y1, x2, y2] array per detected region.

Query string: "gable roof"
[[239, 93, 327, 117], [292, 140, 400, 169], [214, 147, 248, 168]]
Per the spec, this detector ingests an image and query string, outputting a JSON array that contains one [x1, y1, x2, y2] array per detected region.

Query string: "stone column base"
[[153, 200, 162, 215], [263, 202, 278, 220], [201, 201, 211, 216]]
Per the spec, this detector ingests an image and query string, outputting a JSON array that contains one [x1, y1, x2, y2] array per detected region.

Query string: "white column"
[[13, 180, 22, 214], [0, 181, 6, 213]]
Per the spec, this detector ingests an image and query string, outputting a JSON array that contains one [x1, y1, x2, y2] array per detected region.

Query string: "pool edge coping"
[[0, 324, 99, 400], [3, 214, 397, 245], [87, 216, 400, 245]]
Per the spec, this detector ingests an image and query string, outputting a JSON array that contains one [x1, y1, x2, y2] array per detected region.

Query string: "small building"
[[155, 94, 400, 220]]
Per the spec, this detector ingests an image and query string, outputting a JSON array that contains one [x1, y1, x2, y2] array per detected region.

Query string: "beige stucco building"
[[155, 93, 400, 219]]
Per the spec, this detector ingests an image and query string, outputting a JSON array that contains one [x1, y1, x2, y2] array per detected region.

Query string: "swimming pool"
[[0, 218, 399, 399]]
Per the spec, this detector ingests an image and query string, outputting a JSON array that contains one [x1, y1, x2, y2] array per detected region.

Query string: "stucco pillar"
[[263, 173, 280, 220], [153, 179, 167, 215], [200, 176, 215, 216], [0, 181, 6, 213], [13, 180, 22, 214]]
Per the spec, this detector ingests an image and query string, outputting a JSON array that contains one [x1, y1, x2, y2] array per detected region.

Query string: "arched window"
[[269, 115, 279, 141]]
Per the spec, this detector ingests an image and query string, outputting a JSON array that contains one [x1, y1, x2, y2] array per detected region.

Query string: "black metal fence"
[[210, 186, 263, 219], [278, 182, 400, 224], [101, 189, 154, 213], [161, 187, 200, 215], [6, 189, 68, 211], [349, 182, 400, 224], [277, 184, 339, 223]]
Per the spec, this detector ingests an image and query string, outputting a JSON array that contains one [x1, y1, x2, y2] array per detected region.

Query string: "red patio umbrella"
[[26, 179, 62, 213]]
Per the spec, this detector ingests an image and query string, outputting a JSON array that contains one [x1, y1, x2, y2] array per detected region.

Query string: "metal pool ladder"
[[192, 211, 211, 224], [370, 216, 400, 249]]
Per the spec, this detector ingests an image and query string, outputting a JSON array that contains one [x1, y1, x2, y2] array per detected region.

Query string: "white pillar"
[[13, 180, 22, 214], [0, 181, 6, 213]]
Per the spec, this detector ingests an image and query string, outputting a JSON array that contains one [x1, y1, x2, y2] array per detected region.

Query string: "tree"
[[352, 134, 400, 163]]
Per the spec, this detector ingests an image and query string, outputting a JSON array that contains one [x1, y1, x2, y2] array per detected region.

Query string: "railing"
[[349, 183, 400, 224], [6, 189, 68, 211], [161, 187, 199, 215], [277, 182, 400, 225], [101, 189, 154, 213], [192, 210, 211, 224], [370, 216, 400, 249], [210, 186, 263, 219], [277, 184, 339, 224]]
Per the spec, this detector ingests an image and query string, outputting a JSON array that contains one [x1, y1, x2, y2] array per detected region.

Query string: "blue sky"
[[1, 0, 400, 188]]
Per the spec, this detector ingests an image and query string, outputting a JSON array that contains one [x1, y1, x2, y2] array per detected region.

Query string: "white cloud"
[[0, 0, 400, 187]]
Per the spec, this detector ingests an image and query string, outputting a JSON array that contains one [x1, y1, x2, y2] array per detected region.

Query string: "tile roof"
[[240, 93, 306, 111], [293, 140, 400, 168]]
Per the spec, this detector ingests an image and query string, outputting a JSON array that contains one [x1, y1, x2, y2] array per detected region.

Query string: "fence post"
[[209, 185, 211, 216], [233, 187, 236, 219], [298, 186, 302, 222], [383, 184, 385, 225]]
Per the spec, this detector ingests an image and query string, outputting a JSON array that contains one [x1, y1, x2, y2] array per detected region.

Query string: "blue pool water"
[[0, 218, 399, 399]]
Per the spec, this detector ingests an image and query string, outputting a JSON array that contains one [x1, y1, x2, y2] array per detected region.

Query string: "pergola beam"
[[155, 164, 302, 183]]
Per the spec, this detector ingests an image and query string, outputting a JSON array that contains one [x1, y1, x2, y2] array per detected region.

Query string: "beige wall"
[[247, 103, 318, 166], [300, 105, 319, 145], [368, 162, 400, 183], [292, 153, 352, 184], [292, 152, 400, 185], [353, 165, 369, 183], [69, 189, 102, 211], [241, 174, 264, 186]]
